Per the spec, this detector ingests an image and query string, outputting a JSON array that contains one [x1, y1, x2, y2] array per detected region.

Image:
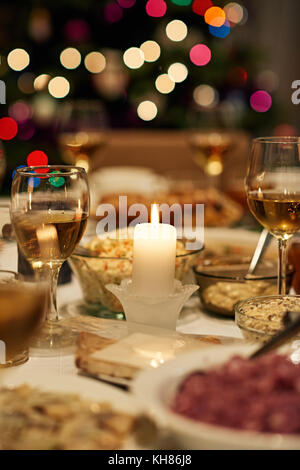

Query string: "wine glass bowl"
[[10, 166, 89, 351], [245, 137, 300, 294]]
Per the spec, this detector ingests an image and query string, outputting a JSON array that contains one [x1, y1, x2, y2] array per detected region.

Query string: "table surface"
[[0, 240, 243, 379]]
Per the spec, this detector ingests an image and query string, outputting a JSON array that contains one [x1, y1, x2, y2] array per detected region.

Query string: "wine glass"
[[245, 137, 300, 294], [10, 166, 89, 350], [56, 100, 108, 173]]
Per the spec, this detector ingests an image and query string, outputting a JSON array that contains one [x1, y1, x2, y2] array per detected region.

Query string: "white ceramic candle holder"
[[106, 279, 199, 330]]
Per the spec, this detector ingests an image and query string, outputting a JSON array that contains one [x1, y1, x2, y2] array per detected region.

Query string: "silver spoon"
[[245, 229, 272, 279]]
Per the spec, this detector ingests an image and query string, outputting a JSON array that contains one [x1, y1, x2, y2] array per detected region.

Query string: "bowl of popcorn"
[[69, 229, 202, 318]]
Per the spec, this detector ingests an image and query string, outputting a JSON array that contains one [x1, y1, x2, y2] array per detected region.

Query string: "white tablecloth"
[[0, 241, 243, 377]]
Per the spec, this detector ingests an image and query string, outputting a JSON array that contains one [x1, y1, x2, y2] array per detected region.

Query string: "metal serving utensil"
[[245, 229, 273, 279], [250, 311, 300, 359]]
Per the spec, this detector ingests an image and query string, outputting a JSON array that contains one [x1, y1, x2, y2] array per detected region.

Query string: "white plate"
[[1, 368, 141, 449], [133, 343, 300, 450]]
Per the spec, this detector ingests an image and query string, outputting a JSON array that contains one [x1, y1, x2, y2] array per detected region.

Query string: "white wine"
[[248, 191, 300, 239], [12, 210, 88, 264]]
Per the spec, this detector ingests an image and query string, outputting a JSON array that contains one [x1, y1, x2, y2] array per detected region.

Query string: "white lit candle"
[[132, 203, 177, 298]]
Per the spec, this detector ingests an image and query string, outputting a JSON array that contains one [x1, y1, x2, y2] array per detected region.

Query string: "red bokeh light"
[[104, 2, 123, 23], [0, 117, 18, 140], [27, 150, 49, 173], [192, 0, 213, 16], [190, 44, 212, 66], [146, 0, 167, 18]]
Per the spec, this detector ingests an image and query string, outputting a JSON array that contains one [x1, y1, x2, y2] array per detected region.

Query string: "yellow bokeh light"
[[193, 84, 219, 107], [84, 52, 106, 73], [7, 48, 30, 71], [123, 47, 144, 69], [137, 100, 158, 121], [168, 63, 188, 83], [140, 41, 161, 63], [34, 74, 51, 91], [165, 19, 188, 42], [60, 47, 81, 70], [155, 74, 175, 94], [224, 2, 244, 24], [204, 6, 226, 27], [48, 76, 70, 99]]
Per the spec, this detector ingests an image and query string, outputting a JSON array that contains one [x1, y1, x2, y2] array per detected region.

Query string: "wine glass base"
[[30, 320, 78, 354]]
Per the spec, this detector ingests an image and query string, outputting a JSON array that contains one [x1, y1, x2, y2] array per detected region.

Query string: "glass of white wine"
[[246, 137, 300, 294], [10, 166, 89, 351]]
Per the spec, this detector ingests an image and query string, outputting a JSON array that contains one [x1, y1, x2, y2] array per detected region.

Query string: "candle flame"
[[151, 203, 159, 225]]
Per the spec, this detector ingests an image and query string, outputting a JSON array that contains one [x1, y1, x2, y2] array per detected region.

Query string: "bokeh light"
[[0, 117, 18, 140], [49, 171, 65, 188], [32, 95, 56, 124], [140, 41, 161, 62], [34, 74, 51, 91], [137, 100, 158, 121], [224, 2, 244, 25], [146, 0, 167, 18], [60, 47, 81, 70], [28, 177, 41, 188], [250, 90, 272, 113], [155, 74, 175, 94], [18, 121, 35, 141], [104, 2, 123, 23], [274, 124, 297, 137], [84, 52, 106, 73], [204, 6, 226, 27], [123, 47, 144, 69], [48, 76, 70, 99], [117, 0, 136, 7], [17, 73, 35, 94], [12, 165, 26, 180], [256, 70, 279, 92], [168, 63, 188, 83], [7, 48, 30, 72], [9, 101, 32, 123], [27, 150, 48, 168], [193, 84, 219, 107], [64, 19, 90, 42], [192, 0, 213, 16], [209, 20, 230, 38], [166, 20, 188, 42], [190, 44, 211, 66], [171, 0, 192, 5]]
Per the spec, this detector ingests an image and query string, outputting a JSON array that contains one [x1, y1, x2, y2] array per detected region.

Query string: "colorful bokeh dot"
[[28, 177, 41, 188], [209, 20, 230, 38], [204, 6, 226, 27], [250, 91, 272, 113], [0, 117, 18, 140], [146, 0, 167, 18], [49, 171, 65, 188], [117, 0, 136, 7], [189, 44, 211, 66], [27, 150, 49, 173], [171, 0, 192, 5], [12, 165, 26, 180], [192, 0, 213, 16], [104, 2, 123, 23]]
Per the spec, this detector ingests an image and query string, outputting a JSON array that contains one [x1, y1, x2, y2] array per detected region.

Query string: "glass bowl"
[[69, 237, 202, 318], [235, 294, 300, 343], [193, 256, 294, 317]]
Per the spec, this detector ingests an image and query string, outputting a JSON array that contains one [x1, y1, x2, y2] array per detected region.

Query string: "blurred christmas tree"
[[0, 0, 283, 191]]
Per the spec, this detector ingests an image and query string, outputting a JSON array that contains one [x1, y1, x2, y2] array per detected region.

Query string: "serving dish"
[[194, 257, 293, 317], [133, 343, 300, 450]]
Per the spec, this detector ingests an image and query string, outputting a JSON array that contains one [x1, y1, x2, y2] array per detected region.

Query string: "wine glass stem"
[[278, 238, 287, 295], [33, 263, 61, 322]]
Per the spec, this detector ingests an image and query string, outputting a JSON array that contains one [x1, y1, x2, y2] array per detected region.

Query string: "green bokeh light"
[[49, 171, 65, 187]]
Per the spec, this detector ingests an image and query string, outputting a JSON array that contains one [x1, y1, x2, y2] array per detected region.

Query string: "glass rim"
[[15, 165, 87, 178], [252, 136, 300, 144]]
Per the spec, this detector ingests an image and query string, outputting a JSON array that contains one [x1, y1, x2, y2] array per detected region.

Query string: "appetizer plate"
[[1, 368, 138, 414], [133, 343, 300, 450]]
